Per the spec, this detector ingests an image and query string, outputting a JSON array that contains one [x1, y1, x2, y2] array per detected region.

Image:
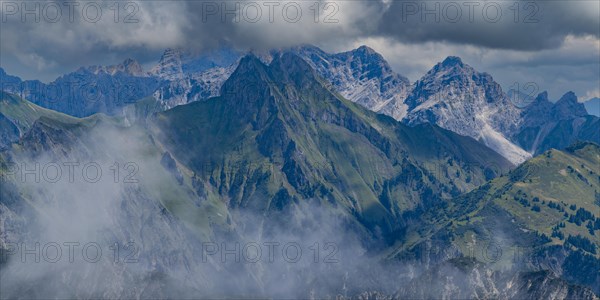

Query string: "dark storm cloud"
[[0, 0, 598, 85], [0, 0, 386, 80], [161, 0, 599, 52], [378, 0, 599, 50]]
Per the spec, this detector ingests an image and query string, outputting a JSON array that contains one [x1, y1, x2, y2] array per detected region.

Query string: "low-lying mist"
[[0, 119, 574, 299], [0, 121, 402, 298]]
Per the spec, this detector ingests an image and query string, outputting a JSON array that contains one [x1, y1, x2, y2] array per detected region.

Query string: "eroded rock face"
[[401, 56, 530, 164], [150, 48, 242, 108], [290, 45, 411, 118]]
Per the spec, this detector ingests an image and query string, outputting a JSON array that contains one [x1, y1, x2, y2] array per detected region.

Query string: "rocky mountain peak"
[[151, 48, 184, 79], [353, 45, 380, 60], [408, 56, 502, 107], [342, 46, 399, 79], [425, 56, 471, 80], [269, 52, 318, 87], [521, 91, 554, 128], [356, 45, 375, 53], [288, 45, 411, 119], [552, 91, 588, 120], [404, 56, 529, 164], [557, 91, 577, 103], [441, 56, 464, 68], [219, 54, 269, 101], [535, 91, 550, 103], [80, 58, 145, 76], [161, 48, 183, 61], [289, 45, 329, 66], [234, 54, 266, 74], [119, 58, 144, 76], [220, 52, 319, 101], [528, 91, 552, 111]]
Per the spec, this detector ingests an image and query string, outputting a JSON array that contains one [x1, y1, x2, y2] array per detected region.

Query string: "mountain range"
[[2, 45, 598, 165], [0, 47, 599, 298], [514, 92, 599, 155]]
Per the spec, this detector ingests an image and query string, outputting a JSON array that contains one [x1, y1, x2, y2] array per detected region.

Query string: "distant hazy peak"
[[120, 58, 145, 75], [150, 48, 185, 79], [113, 58, 145, 76], [557, 91, 577, 102], [81, 58, 146, 77], [552, 91, 588, 120], [535, 91, 550, 102]]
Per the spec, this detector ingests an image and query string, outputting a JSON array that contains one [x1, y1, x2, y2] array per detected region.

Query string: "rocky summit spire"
[[552, 91, 588, 120], [118, 58, 144, 76], [151, 48, 184, 80], [441, 56, 464, 67]]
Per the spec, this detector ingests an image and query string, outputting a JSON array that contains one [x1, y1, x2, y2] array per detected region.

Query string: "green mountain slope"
[[455, 142, 598, 251], [0, 91, 104, 149], [395, 142, 600, 293], [0, 91, 80, 132], [151, 53, 513, 243]]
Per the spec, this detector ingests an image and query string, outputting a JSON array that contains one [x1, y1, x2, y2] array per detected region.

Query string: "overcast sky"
[[1, 0, 598, 101]]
